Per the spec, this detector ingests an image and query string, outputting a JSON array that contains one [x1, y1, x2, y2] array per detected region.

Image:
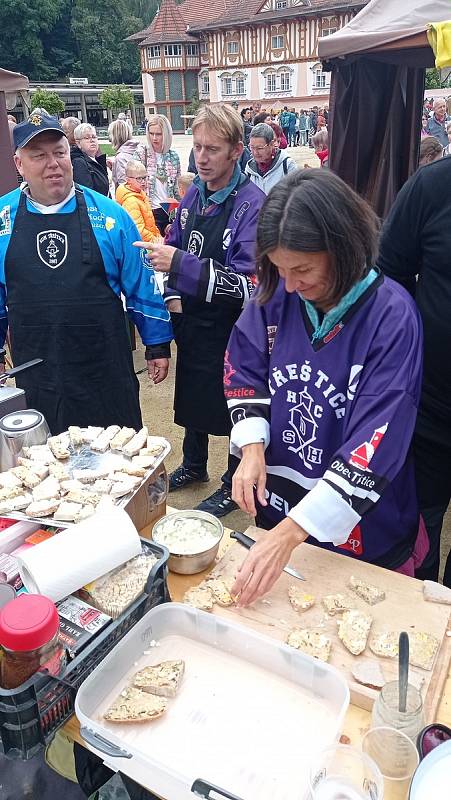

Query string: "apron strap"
[[75, 186, 94, 265]]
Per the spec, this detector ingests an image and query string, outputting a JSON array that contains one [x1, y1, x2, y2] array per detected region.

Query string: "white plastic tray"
[[75, 603, 349, 800]]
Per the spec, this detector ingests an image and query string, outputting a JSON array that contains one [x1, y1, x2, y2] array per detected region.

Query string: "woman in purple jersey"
[[225, 170, 427, 606]]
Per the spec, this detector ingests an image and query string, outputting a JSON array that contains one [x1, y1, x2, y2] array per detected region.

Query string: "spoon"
[[398, 631, 409, 712]]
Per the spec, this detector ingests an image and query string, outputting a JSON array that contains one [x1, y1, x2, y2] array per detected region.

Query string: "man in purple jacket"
[[135, 104, 265, 517]]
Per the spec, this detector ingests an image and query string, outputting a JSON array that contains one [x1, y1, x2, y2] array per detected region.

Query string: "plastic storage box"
[[76, 603, 350, 800], [0, 539, 169, 760]]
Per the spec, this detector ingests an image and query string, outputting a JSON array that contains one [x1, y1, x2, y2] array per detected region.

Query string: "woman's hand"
[[231, 517, 308, 607], [232, 442, 267, 516]]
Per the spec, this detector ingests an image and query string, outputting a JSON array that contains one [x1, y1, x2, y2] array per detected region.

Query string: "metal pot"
[[152, 510, 224, 574], [0, 409, 50, 471]]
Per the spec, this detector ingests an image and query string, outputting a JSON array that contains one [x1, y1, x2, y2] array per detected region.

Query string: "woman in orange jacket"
[[116, 160, 160, 241]]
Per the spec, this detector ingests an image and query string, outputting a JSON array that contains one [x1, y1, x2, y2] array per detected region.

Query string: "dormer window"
[[276, 0, 288, 8]]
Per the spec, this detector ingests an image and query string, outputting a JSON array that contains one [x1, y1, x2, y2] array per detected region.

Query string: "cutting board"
[[207, 527, 451, 722]]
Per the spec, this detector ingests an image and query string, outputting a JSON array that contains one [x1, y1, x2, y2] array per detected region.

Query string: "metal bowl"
[[152, 509, 224, 574]]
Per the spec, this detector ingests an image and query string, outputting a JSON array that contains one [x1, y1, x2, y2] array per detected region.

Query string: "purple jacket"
[[165, 178, 265, 310], [225, 274, 423, 568]]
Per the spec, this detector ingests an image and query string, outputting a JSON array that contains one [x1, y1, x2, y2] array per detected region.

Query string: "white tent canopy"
[[318, 0, 451, 60]]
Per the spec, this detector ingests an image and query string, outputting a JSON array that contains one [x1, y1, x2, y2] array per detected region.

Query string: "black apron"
[[173, 186, 243, 436], [4, 188, 142, 434]]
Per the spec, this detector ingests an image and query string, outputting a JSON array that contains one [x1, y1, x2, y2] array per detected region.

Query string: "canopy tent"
[[0, 68, 29, 196], [318, 0, 450, 216]]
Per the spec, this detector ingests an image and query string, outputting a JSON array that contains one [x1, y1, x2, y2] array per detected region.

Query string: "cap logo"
[[29, 113, 43, 126]]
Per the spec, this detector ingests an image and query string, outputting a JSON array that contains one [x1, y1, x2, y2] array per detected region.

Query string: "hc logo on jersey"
[[187, 230, 204, 256], [36, 230, 68, 269], [282, 386, 323, 470]]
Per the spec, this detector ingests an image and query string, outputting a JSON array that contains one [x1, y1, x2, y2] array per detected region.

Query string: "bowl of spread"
[[152, 510, 223, 574]]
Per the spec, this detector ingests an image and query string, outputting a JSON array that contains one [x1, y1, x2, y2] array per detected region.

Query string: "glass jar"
[[0, 594, 64, 690], [371, 680, 424, 742]]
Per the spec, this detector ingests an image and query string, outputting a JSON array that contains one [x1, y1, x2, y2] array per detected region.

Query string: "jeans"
[[413, 432, 451, 586], [288, 129, 296, 147], [182, 428, 240, 489], [300, 129, 308, 146]]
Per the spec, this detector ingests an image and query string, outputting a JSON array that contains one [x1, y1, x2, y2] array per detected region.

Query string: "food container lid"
[[410, 739, 451, 799], [0, 409, 44, 434], [0, 594, 59, 651]]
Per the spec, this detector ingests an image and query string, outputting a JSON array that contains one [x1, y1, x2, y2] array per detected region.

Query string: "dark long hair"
[[256, 169, 380, 304]]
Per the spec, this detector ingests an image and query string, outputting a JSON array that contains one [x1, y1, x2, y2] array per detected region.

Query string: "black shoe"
[[168, 465, 209, 492], [195, 485, 238, 518]]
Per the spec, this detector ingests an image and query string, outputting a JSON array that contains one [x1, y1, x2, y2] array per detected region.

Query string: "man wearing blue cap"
[[0, 112, 172, 434]]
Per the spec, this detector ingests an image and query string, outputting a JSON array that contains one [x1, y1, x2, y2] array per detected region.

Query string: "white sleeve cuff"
[[288, 479, 361, 546], [230, 418, 270, 458]]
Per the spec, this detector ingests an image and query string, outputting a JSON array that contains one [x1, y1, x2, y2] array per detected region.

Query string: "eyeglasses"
[[250, 144, 271, 153], [134, 176, 147, 182], [82, 135, 98, 141]]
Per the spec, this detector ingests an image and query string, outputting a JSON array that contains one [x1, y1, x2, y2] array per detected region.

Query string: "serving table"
[[62, 512, 451, 798]]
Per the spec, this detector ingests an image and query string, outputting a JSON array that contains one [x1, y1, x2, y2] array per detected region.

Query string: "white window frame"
[[185, 44, 198, 56], [222, 76, 233, 95], [235, 76, 245, 95], [276, 0, 288, 8], [266, 72, 277, 92], [227, 40, 239, 55], [200, 41, 208, 55], [280, 71, 291, 91], [163, 44, 182, 57], [201, 73, 210, 94], [271, 34, 284, 50], [148, 45, 160, 59], [314, 70, 327, 89], [321, 27, 338, 37]]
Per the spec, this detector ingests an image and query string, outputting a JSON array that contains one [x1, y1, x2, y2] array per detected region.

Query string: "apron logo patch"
[[0, 206, 11, 236], [37, 230, 68, 269], [105, 216, 116, 231], [187, 230, 204, 256], [222, 228, 232, 250], [180, 208, 189, 230]]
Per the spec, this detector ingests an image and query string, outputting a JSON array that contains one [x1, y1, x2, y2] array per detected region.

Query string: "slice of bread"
[[352, 659, 386, 689], [104, 686, 167, 723], [423, 580, 451, 605], [369, 631, 399, 659], [206, 577, 235, 607], [183, 585, 214, 611], [322, 593, 355, 615], [410, 632, 439, 671], [133, 660, 185, 697], [288, 585, 315, 612], [338, 610, 372, 655], [286, 628, 331, 662], [348, 575, 385, 606]]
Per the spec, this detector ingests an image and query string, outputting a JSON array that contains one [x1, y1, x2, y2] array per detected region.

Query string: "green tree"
[[186, 91, 202, 117], [71, 0, 142, 83], [0, 0, 64, 80], [31, 88, 66, 116], [425, 68, 442, 90], [100, 85, 134, 113]]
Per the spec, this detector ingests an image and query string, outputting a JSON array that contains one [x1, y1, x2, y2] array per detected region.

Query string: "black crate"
[[0, 539, 170, 760]]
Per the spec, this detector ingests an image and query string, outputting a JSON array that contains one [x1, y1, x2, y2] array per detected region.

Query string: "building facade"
[[129, 0, 366, 132]]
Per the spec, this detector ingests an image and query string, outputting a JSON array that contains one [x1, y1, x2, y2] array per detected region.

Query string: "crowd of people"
[[1, 98, 450, 598]]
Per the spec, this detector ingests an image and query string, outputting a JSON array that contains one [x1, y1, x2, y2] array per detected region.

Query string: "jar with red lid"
[[0, 594, 65, 689]]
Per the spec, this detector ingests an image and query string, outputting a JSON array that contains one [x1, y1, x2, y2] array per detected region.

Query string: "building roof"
[[318, 0, 450, 60], [128, 0, 366, 44]]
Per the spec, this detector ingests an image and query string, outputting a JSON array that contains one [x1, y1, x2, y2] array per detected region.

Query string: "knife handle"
[[230, 530, 256, 550]]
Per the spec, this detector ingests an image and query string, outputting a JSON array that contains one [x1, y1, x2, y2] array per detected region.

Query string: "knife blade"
[[230, 530, 306, 581]]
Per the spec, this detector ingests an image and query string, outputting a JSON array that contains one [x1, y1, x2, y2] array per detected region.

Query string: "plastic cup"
[[309, 743, 384, 799], [362, 726, 419, 800]]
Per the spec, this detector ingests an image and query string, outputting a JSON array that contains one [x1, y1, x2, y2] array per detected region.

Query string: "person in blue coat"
[[0, 112, 172, 434]]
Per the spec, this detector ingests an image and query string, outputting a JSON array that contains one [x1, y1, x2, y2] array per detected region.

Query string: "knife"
[[230, 530, 306, 581]]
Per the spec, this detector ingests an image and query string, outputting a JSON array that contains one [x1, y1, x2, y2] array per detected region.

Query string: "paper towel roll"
[[16, 506, 142, 602]]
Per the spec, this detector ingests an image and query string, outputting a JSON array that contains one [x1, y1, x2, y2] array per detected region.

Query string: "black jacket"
[[70, 146, 109, 196], [378, 156, 451, 442]]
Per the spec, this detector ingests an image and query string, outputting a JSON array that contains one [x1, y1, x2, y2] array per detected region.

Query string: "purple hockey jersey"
[[225, 273, 424, 568]]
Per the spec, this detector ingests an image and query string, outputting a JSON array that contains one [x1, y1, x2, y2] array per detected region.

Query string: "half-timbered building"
[[129, 0, 366, 132]]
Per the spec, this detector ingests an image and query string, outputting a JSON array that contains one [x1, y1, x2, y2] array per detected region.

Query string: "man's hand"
[[231, 518, 308, 607], [147, 358, 169, 384], [167, 298, 182, 314], [134, 241, 177, 273], [232, 442, 267, 516]]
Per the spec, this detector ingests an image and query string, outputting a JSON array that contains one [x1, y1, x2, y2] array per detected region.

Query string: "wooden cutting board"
[[206, 527, 451, 722]]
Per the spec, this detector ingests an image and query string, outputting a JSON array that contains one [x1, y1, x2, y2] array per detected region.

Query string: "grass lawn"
[[99, 143, 114, 156]]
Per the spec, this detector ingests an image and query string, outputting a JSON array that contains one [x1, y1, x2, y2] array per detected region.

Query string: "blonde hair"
[[126, 160, 146, 178], [108, 119, 133, 150], [74, 123, 96, 142], [146, 114, 173, 154], [178, 172, 195, 193], [192, 104, 243, 147]]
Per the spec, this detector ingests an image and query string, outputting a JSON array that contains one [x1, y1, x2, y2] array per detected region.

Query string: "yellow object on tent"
[[428, 21, 451, 69]]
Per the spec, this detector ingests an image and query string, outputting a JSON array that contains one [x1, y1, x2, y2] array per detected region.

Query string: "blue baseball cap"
[[13, 112, 65, 151]]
